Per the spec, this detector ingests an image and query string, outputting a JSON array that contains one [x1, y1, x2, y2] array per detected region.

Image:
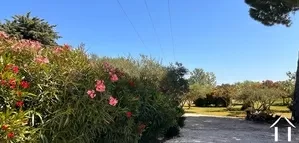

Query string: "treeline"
[[184, 68, 295, 115]]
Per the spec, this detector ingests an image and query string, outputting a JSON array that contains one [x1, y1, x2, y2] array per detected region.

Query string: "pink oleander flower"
[[7, 132, 14, 139], [110, 68, 116, 73], [109, 96, 118, 106], [11, 65, 19, 74], [103, 62, 110, 68], [0, 31, 8, 39], [110, 74, 118, 82], [4, 64, 19, 73], [0, 80, 6, 86], [29, 40, 42, 51], [87, 90, 96, 99], [20, 80, 30, 89], [95, 80, 106, 92], [9, 78, 16, 89], [1, 125, 8, 130], [35, 55, 49, 64], [63, 44, 71, 50], [53, 47, 64, 54], [16, 100, 24, 107], [103, 62, 112, 72]]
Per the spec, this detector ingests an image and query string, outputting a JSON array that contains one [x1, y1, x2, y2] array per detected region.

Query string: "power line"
[[116, 0, 150, 53], [144, 0, 164, 57], [168, 0, 176, 61]]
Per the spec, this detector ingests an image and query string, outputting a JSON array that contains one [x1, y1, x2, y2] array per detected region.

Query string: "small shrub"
[[194, 97, 207, 107]]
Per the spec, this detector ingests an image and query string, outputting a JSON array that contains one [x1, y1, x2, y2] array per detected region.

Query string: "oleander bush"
[[0, 31, 185, 143]]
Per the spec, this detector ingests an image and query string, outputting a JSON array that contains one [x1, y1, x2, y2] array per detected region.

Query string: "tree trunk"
[[292, 53, 299, 122], [187, 100, 192, 109]]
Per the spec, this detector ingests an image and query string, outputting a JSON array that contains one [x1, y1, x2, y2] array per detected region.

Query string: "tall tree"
[[188, 68, 216, 86], [160, 62, 189, 102], [245, 0, 299, 27], [0, 12, 61, 45], [293, 58, 299, 122], [245, 0, 299, 122]]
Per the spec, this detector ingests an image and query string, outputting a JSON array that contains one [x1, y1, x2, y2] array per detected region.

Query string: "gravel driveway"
[[166, 115, 299, 143]]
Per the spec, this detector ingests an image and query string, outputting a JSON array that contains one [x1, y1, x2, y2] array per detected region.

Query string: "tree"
[[245, 0, 299, 27], [236, 81, 283, 113], [0, 12, 61, 45], [213, 84, 237, 108], [188, 68, 216, 86], [276, 72, 295, 105], [160, 62, 189, 104], [184, 84, 212, 109], [245, 0, 299, 122]]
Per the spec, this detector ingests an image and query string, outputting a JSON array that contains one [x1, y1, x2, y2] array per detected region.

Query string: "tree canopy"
[[0, 12, 61, 45], [245, 0, 299, 27], [188, 68, 216, 86]]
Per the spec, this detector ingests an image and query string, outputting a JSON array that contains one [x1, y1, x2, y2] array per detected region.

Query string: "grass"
[[184, 104, 292, 118]]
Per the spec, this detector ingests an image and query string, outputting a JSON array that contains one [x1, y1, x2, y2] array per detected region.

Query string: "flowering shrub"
[[0, 37, 40, 142], [0, 32, 185, 143]]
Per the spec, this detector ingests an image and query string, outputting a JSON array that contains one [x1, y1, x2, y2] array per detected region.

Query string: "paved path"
[[166, 115, 299, 143]]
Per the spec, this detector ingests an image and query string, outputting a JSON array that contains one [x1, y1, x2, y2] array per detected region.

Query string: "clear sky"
[[1, 0, 299, 84]]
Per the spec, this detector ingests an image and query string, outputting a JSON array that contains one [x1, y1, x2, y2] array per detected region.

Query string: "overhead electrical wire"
[[144, 0, 164, 57], [116, 0, 150, 53]]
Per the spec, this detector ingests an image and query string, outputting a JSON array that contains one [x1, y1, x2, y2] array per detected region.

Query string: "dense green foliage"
[[188, 68, 216, 86], [0, 12, 61, 46], [193, 94, 227, 107], [185, 84, 213, 108], [0, 31, 186, 143], [245, 0, 299, 27], [185, 68, 216, 108], [213, 84, 237, 108], [236, 80, 287, 113]]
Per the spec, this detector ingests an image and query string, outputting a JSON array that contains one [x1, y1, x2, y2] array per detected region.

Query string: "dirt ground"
[[165, 115, 299, 143]]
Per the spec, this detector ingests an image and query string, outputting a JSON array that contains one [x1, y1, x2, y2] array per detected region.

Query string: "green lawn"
[[184, 105, 291, 118]]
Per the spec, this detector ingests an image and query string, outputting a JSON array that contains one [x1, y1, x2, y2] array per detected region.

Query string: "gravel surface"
[[166, 116, 299, 143]]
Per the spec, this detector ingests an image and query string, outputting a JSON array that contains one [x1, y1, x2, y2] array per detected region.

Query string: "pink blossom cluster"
[[95, 80, 106, 92], [34, 55, 49, 64], [0, 31, 9, 39], [86, 78, 118, 106], [12, 39, 41, 52], [103, 62, 119, 82], [52, 44, 71, 54]]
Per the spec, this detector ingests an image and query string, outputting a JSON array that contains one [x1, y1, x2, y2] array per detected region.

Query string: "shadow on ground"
[[166, 116, 299, 143]]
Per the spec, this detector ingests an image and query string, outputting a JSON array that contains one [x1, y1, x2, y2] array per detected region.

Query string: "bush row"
[[0, 32, 186, 143], [193, 94, 228, 107]]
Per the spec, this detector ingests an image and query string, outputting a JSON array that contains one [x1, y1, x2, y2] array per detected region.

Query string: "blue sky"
[[1, 0, 299, 84]]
